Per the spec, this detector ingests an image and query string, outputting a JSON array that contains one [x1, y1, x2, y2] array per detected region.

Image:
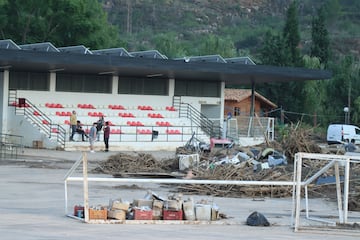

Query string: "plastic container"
[[195, 204, 211, 221]]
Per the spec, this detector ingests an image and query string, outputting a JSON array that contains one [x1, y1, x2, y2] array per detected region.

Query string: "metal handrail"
[[8, 90, 66, 149]]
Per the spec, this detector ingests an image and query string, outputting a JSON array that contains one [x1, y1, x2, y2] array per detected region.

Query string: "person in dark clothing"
[[76, 120, 88, 141], [103, 121, 110, 152], [96, 116, 104, 141]]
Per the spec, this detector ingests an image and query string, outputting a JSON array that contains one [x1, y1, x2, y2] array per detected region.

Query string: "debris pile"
[[74, 191, 223, 221], [92, 152, 178, 174], [91, 125, 360, 211]]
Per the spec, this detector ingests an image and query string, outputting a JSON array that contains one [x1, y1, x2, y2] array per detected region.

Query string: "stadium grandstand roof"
[[0, 39, 331, 85]]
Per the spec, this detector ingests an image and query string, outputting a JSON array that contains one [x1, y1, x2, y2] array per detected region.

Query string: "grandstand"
[[0, 39, 331, 151]]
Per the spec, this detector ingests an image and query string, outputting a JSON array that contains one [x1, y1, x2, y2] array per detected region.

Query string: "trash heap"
[[73, 191, 221, 221], [91, 124, 360, 211]]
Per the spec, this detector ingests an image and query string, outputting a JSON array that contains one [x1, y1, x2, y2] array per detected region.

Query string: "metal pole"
[[294, 153, 303, 232], [64, 180, 68, 215], [343, 157, 350, 223], [82, 152, 89, 222], [334, 161, 344, 223], [304, 185, 309, 219]]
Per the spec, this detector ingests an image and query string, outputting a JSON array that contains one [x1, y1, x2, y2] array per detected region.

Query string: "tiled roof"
[[224, 88, 277, 108]]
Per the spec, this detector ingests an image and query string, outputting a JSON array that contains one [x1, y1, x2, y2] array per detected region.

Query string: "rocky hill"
[[101, 0, 360, 59]]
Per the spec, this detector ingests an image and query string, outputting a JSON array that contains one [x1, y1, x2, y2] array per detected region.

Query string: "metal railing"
[[0, 133, 24, 159], [173, 97, 221, 138], [8, 90, 66, 149], [70, 124, 208, 143]]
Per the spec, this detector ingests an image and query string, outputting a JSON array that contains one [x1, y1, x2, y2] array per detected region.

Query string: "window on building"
[[174, 80, 220, 97], [234, 107, 241, 116], [56, 73, 112, 93], [118, 77, 168, 95], [9, 71, 49, 91]]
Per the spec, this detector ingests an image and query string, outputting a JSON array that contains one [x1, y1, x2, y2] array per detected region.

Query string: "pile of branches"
[[92, 152, 178, 174], [279, 123, 322, 161], [175, 164, 294, 198]]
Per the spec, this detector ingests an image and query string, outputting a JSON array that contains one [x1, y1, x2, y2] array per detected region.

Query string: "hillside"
[[101, 0, 360, 60]]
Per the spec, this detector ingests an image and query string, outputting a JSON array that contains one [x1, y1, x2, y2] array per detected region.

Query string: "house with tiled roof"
[[224, 88, 277, 117]]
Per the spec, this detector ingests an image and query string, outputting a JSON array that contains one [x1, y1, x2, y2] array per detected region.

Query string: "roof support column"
[[249, 79, 255, 137], [112, 75, 118, 95], [49, 72, 56, 92], [0, 70, 9, 134]]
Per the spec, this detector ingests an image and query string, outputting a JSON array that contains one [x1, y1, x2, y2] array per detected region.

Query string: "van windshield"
[[356, 128, 360, 135]]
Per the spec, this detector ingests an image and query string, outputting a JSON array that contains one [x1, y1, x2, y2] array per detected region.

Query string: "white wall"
[[15, 90, 174, 109]]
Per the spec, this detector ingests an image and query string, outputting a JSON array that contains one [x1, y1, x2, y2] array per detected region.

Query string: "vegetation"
[[0, 0, 359, 128], [0, 0, 120, 49]]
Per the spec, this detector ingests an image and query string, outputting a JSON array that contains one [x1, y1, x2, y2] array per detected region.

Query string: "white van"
[[327, 124, 360, 144]]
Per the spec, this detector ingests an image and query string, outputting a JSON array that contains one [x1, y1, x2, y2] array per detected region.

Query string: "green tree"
[[1, 0, 119, 49], [258, 2, 306, 122], [198, 34, 236, 57], [322, 0, 341, 26], [283, 1, 303, 67], [311, 7, 330, 66], [153, 32, 187, 58], [260, 31, 290, 66], [323, 56, 360, 125]]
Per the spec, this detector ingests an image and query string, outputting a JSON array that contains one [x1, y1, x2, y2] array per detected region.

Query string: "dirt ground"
[[1, 148, 360, 240]]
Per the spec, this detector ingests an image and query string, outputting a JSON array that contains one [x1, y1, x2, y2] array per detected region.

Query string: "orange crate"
[[163, 210, 183, 220], [134, 209, 153, 220], [89, 208, 107, 220]]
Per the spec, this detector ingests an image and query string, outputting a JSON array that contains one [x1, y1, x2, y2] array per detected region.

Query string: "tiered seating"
[[45, 103, 63, 108], [138, 105, 153, 110], [32, 101, 191, 142], [108, 104, 125, 110], [137, 129, 152, 134], [88, 112, 104, 117], [156, 121, 172, 127], [165, 106, 176, 111], [127, 121, 144, 126], [148, 113, 163, 118], [77, 103, 95, 109], [118, 112, 135, 118], [166, 129, 181, 134], [56, 111, 71, 116], [11, 101, 30, 107], [110, 129, 122, 134]]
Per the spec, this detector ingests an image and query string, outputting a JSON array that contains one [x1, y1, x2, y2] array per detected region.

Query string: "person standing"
[[96, 116, 104, 141], [103, 121, 110, 152], [89, 122, 97, 153], [69, 110, 77, 141]]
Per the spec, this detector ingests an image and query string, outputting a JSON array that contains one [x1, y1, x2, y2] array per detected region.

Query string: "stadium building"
[[0, 39, 331, 152]]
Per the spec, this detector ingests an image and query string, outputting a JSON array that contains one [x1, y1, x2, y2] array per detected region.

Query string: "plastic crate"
[[163, 210, 183, 220], [89, 208, 107, 220], [134, 209, 153, 220]]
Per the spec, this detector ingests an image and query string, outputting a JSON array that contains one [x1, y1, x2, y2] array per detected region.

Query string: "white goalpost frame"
[[292, 152, 360, 232], [63, 152, 299, 224]]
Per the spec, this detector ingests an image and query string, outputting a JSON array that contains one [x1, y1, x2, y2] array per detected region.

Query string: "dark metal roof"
[[92, 47, 131, 57], [18, 42, 59, 52], [0, 47, 331, 85], [129, 50, 168, 59], [175, 55, 227, 63]]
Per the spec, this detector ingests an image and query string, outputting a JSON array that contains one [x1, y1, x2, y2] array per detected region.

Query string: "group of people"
[[69, 111, 110, 152]]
